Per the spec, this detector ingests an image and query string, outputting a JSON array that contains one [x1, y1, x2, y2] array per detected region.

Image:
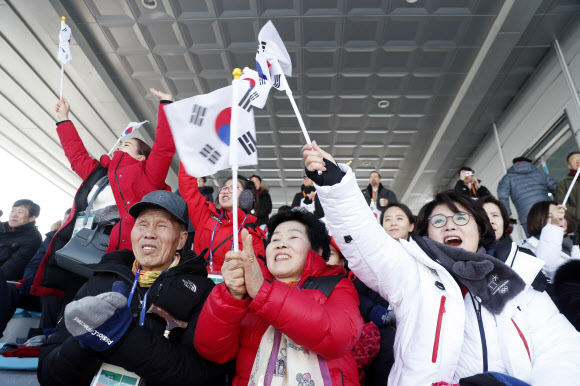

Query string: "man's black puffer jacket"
[[0, 221, 42, 280], [38, 249, 232, 386]]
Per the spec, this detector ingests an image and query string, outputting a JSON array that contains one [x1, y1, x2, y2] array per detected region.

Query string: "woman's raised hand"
[[55, 97, 70, 121], [240, 229, 264, 298], [150, 88, 173, 101], [222, 250, 247, 300], [303, 140, 336, 173]]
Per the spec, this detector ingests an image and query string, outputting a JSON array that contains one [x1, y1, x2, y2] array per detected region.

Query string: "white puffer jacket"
[[315, 165, 580, 386], [518, 223, 580, 280]]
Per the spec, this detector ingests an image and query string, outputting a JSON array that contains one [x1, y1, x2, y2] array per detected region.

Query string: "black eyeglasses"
[[428, 212, 472, 228]]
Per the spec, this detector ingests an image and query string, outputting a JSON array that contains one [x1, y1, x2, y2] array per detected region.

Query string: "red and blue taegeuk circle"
[[242, 77, 255, 90], [124, 127, 134, 135], [215, 108, 231, 145]]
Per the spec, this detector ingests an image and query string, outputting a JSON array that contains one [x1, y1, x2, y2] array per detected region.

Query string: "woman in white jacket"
[[518, 200, 580, 280], [303, 142, 580, 386]]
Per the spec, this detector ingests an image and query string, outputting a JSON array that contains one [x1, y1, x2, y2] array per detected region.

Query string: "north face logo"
[[182, 279, 197, 293]]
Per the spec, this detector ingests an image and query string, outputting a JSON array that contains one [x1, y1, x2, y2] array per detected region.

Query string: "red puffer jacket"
[[178, 166, 265, 272], [31, 102, 174, 298], [194, 250, 364, 385]]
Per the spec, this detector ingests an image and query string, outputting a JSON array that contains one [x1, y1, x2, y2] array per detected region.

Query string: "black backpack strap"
[[300, 275, 344, 298]]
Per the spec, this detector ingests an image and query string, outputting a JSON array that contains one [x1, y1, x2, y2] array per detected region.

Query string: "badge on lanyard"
[[91, 362, 143, 386]]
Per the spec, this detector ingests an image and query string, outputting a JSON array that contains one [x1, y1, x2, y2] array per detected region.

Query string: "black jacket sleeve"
[[23, 232, 55, 283], [0, 236, 42, 281], [305, 159, 345, 187], [477, 185, 491, 198], [354, 279, 375, 321], [314, 196, 325, 218], [291, 192, 302, 208], [104, 323, 227, 386], [256, 191, 273, 218]]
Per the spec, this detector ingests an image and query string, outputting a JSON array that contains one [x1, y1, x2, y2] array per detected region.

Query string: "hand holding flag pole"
[[562, 167, 580, 206], [230, 68, 242, 252]]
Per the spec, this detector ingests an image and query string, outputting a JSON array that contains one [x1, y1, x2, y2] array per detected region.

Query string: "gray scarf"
[[419, 237, 525, 315]]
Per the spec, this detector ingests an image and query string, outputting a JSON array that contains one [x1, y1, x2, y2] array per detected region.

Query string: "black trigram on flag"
[[260, 41, 267, 51], [272, 74, 281, 89], [238, 88, 259, 112], [238, 131, 257, 156], [259, 78, 267, 86], [190, 104, 206, 126], [199, 144, 221, 165]]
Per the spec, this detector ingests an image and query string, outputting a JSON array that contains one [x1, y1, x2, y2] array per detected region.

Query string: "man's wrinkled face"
[[9, 206, 36, 228], [369, 172, 381, 188], [131, 208, 187, 271]]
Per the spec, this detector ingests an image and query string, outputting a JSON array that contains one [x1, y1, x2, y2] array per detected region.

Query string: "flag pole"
[[107, 138, 122, 157], [231, 68, 242, 252], [59, 63, 64, 98], [562, 167, 580, 206], [271, 60, 321, 174], [59, 16, 66, 98], [272, 61, 311, 144]]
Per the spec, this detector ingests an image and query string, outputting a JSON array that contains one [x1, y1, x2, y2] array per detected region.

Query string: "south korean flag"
[[256, 20, 291, 91], [164, 84, 258, 177], [239, 67, 272, 110], [58, 19, 72, 64]]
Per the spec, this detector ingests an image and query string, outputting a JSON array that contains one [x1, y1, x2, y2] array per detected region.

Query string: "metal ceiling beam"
[[401, 0, 544, 205]]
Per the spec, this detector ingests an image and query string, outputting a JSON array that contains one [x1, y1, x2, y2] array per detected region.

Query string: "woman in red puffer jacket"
[[30, 89, 175, 299], [195, 210, 363, 385], [178, 166, 265, 273]]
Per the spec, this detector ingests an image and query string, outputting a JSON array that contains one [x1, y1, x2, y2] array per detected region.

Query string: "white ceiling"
[[1, 0, 579, 211]]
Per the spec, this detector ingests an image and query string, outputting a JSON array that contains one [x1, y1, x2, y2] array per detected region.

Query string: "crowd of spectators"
[[1, 94, 580, 385]]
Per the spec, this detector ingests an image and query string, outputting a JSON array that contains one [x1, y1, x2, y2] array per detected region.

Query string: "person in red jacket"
[[194, 210, 363, 385], [178, 166, 265, 273], [29, 89, 176, 300]]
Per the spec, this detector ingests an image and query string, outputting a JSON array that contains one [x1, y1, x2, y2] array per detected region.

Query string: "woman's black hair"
[[478, 195, 510, 238], [416, 190, 496, 247], [564, 212, 576, 235], [526, 200, 559, 237], [214, 175, 257, 212], [266, 209, 331, 261], [379, 202, 416, 237], [132, 138, 152, 159]]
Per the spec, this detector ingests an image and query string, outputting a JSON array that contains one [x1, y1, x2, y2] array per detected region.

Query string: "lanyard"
[[209, 211, 248, 272], [126, 269, 151, 327]]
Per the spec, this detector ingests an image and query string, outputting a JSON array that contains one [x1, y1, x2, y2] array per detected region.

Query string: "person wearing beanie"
[[38, 191, 230, 386]]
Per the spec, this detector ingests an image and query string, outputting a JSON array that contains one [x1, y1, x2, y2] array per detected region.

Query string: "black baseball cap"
[[129, 190, 189, 225]]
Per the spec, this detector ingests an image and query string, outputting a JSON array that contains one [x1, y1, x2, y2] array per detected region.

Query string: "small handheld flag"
[[164, 84, 257, 177], [107, 120, 149, 156], [58, 16, 72, 99], [240, 67, 272, 110], [255, 21, 317, 173], [58, 17, 72, 65], [563, 167, 580, 206]]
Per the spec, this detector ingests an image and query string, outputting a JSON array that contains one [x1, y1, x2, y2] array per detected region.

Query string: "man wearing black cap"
[[39, 191, 230, 386]]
